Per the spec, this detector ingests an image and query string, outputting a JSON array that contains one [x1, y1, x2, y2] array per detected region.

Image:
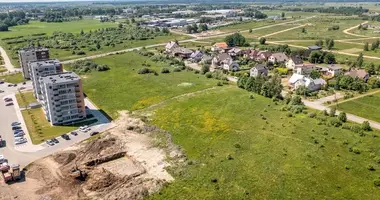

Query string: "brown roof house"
[[227, 47, 243, 57], [212, 53, 239, 72], [253, 51, 272, 62], [285, 56, 304, 70], [211, 42, 230, 53], [345, 69, 370, 82], [268, 52, 288, 64]]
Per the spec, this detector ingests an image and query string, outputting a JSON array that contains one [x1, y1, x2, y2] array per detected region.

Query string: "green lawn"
[[148, 86, 380, 199], [337, 92, 380, 123], [0, 20, 117, 38], [215, 19, 291, 33], [0, 73, 24, 83], [243, 24, 300, 39], [16, 91, 37, 108], [264, 17, 365, 40], [22, 108, 78, 144], [80, 51, 219, 119]]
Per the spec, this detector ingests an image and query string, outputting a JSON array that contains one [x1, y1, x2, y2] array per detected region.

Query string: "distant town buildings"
[[39, 72, 86, 125], [18, 47, 50, 79]]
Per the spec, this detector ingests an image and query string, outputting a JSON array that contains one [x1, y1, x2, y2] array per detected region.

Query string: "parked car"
[[0, 81, 4, 84], [70, 131, 78, 136], [7, 84, 12, 87], [5, 102, 13, 106], [22, 82, 26, 85], [0, 155, 5, 164], [11, 122, 21, 126], [52, 138, 59, 143], [0, 90, 3, 93], [13, 84, 17, 87], [12, 126, 21, 130], [15, 138, 27, 145], [90, 131, 99, 136], [61, 134, 70, 140], [13, 129, 24, 134], [46, 140, 55, 146], [4, 98, 12, 102], [19, 87, 26, 90], [14, 132, 25, 137]]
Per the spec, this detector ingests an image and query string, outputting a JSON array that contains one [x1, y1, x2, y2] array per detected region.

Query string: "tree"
[[324, 53, 336, 64], [338, 112, 347, 122], [259, 37, 266, 45], [199, 23, 208, 32], [367, 63, 376, 75], [357, 53, 364, 68], [281, 12, 285, 18], [131, 18, 135, 23], [186, 25, 193, 34], [118, 23, 123, 29], [368, 77, 380, 88], [327, 39, 334, 50], [329, 107, 336, 117], [315, 40, 323, 47], [0, 24, 8, 31], [96, 43, 101, 49], [309, 51, 323, 63], [249, 29, 252, 33], [362, 121, 372, 131], [310, 70, 321, 79], [201, 64, 210, 74], [301, 27, 306, 33], [80, 29, 84, 35], [364, 42, 369, 51], [224, 33, 246, 46]]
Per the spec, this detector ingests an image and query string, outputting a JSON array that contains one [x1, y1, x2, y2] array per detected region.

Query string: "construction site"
[[0, 112, 185, 200]]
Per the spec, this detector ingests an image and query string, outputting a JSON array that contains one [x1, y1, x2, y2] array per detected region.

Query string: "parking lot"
[[0, 80, 113, 167]]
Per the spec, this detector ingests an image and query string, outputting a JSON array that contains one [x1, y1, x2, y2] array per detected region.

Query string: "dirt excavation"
[[0, 111, 186, 200]]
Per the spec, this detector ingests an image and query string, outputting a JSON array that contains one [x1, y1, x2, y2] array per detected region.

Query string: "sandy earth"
[[0, 111, 185, 200]]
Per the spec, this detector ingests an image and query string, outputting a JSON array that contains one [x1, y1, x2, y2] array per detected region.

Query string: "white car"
[[15, 138, 27, 145]]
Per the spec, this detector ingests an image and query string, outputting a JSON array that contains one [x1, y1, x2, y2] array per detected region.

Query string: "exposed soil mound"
[[53, 152, 77, 165]]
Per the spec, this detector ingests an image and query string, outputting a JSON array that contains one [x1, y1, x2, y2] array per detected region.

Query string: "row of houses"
[[18, 48, 86, 126]]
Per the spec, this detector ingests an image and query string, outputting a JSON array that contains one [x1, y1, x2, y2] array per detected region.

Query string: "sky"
[[0, 0, 96, 2]]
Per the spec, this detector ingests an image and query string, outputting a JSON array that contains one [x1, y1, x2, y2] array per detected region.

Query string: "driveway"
[[0, 46, 20, 73]]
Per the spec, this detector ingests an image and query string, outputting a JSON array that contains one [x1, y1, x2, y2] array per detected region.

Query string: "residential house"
[[289, 74, 326, 91], [201, 54, 213, 64], [285, 56, 304, 70], [227, 47, 242, 57], [295, 77, 327, 92], [295, 64, 321, 75], [189, 50, 203, 62], [250, 64, 268, 77], [165, 41, 179, 52], [345, 69, 370, 82], [244, 49, 259, 60], [211, 42, 230, 53], [171, 47, 193, 59], [212, 53, 239, 71], [268, 53, 288, 64], [254, 51, 272, 62], [326, 64, 342, 77]]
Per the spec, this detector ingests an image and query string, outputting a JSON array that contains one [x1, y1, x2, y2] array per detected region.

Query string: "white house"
[[295, 64, 320, 75], [294, 77, 327, 92], [268, 53, 288, 64], [165, 41, 179, 52], [285, 56, 303, 70], [250, 64, 268, 77], [189, 51, 203, 62], [212, 53, 239, 71], [326, 64, 342, 77]]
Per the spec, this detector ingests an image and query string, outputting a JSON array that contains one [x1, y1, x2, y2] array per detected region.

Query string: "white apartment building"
[[18, 47, 49, 79], [39, 72, 86, 125], [29, 59, 63, 100]]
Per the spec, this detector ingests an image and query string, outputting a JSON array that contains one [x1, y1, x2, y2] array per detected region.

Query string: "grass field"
[[215, 19, 292, 33], [147, 86, 380, 199], [337, 92, 380, 123], [15, 91, 37, 108], [243, 23, 300, 39], [0, 73, 24, 83], [22, 108, 78, 144], [0, 20, 117, 38], [80, 51, 219, 119], [263, 17, 365, 40]]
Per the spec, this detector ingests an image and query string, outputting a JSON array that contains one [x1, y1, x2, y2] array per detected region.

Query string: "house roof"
[[165, 41, 179, 49], [290, 56, 303, 65], [308, 45, 322, 50], [270, 53, 288, 62], [327, 64, 342, 70], [258, 51, 272, 58], [172, 47, 193, 54], [215, 53, 232, 62], [228, 47, 242, 54], [251, 64, 267, 72], [202, 54, 213, 60], [213, 42, 229, 49], [190, 50, 203, 58], [289, 73, 305, 84], [345, 69, 369, 79]]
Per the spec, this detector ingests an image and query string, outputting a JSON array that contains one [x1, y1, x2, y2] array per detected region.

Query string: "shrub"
[[367, 164, 375, 171], [338, 112, 347, 122], [352, 147, 360, 154], [138, 68, 156, 74], [329, 118, 342, 127], [362, 121, 372, 131], [173, 67, 182, 72], [161, 68, 170, 73], [374, 156, 380, 164], [374, 179, 380, 187], [329, 107, 336, 117], [217, 81, 223, 86], [205, 72, 212, 78], [322, 110, 328, 116], [308, 112, 316, 118], [76, 50, 86, 55], [286, 112, 293, 117]]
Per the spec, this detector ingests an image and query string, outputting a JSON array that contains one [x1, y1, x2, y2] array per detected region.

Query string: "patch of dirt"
[[0, 111, 185, 200], [342, 48, 363, 53]]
